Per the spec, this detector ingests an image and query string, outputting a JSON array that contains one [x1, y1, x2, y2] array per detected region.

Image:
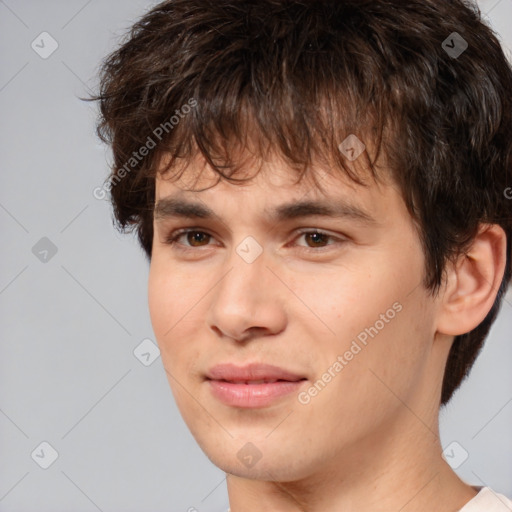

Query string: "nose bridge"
[[220, 242, 271, 304]]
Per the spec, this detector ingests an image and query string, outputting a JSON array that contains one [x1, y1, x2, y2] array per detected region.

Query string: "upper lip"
[[205, 363, 307, 382]]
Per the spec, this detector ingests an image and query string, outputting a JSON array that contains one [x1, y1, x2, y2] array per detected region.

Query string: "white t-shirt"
[[225, 486, 512, 511], [459, 487, 512, 511]]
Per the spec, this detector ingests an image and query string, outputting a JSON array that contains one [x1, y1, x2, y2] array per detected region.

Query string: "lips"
[[205, 363, 308, 408], [205, 362, 307, 383]]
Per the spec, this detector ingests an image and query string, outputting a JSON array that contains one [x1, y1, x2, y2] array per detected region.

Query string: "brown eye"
[[303, 232, 330, 248], [186, 231, 211, 247], [293, 229, 347, 253], [164, 229, 214, 249]]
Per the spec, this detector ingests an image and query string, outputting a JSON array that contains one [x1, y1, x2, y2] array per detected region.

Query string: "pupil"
[[307, 233, 326, 247], [189, 232, 208, 246]]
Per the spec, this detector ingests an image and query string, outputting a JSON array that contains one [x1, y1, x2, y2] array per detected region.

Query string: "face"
[[148, 152, 440, 481]]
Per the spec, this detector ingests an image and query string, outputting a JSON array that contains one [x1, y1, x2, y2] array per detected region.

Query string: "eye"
[[164, 228, 214, 248], [294, 229, 339, 249], [163, 228, 345, 252]]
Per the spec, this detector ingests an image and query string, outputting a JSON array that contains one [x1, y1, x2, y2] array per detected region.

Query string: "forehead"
[[153, 152, 401, 228], [155, 147, 386, 195]]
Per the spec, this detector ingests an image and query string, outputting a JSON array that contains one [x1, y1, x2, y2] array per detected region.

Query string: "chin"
[[197, 436, 316, 482]]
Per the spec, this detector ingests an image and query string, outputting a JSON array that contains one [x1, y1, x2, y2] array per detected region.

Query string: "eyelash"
[[163, 227, 345, 254]]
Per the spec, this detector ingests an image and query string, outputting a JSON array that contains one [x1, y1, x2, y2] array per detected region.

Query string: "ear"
[[436, 223, 508, 336]]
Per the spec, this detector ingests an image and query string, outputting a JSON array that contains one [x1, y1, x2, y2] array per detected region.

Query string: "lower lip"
[[207, 379, 306, 408]]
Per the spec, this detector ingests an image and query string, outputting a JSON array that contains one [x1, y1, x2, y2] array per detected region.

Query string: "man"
[[93, 0, 512, 510]]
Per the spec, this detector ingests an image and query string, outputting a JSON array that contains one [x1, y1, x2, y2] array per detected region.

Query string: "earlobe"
[[436, 223, 508, 337]]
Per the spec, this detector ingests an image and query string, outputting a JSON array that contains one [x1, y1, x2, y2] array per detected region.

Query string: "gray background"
[[0, 1, 511, 511]]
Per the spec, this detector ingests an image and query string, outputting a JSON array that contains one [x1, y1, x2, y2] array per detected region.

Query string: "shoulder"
[[459, 487, 512, 512]]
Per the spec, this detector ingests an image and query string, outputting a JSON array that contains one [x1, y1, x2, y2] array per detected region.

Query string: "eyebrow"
[[153, 196, 377, 225]]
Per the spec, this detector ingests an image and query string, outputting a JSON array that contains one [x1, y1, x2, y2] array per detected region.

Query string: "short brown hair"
[[92, 0, 512, 405]]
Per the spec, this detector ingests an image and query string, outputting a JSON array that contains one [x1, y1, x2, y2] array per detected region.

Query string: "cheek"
[[334, 287, 435, 415], [148, 261, 187, 360], [295, 243, 430, 386], [147, 259, 207, 370], [281, 261, 391, 348], [148, 258, 193, 335], [147, 263, 168, 337], [148, 263, 204, 417]]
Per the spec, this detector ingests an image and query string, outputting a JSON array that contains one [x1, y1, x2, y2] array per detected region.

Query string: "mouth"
[[205, 362, 307, 382], [204, 363, 308, 408], [210, 378, 307, 384], [205, 377, 308, 408]]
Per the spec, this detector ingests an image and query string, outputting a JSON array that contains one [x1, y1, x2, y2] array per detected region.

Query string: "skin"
[[147, 149, 506, 512]]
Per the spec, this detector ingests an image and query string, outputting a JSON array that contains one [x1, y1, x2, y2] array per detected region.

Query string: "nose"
[[205, 248, 287, 343]]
